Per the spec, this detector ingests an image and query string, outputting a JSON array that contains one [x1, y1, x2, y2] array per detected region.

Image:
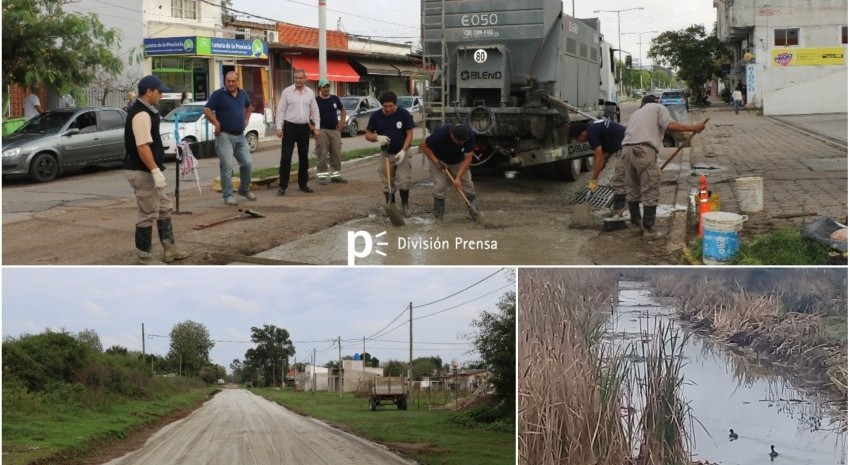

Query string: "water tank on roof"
[[354, 353, 361, 360]]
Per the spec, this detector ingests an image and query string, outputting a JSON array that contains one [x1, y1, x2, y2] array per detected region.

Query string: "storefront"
[[144, 36, 270, 114]]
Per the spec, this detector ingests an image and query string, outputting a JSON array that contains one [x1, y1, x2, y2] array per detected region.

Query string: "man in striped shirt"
[[275, 69, 320, 195]]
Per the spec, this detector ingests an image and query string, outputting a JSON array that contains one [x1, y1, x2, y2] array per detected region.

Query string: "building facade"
[[715, 0, 848, 115]]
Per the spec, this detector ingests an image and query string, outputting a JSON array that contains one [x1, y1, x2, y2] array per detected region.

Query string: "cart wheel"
[[398, 396, 407, 410], [369, 397, 377, 411]]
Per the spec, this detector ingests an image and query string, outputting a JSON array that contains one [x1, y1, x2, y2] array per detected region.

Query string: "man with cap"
[[314, 79, 347, 184], [568, 117, 627, 216], [204, 70, 255, 206], [419, 124, 479, 221], [123, 75, 190, 264], [276, 69, 320, 195], [366, 91, 415, 216], [621, 94, 706, 237]]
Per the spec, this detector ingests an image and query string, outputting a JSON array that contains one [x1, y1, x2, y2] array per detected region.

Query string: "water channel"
[[609, 281, 847, 465]]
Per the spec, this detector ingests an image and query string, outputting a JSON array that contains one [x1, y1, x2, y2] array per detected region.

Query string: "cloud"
[[82, 300, 109, 318]]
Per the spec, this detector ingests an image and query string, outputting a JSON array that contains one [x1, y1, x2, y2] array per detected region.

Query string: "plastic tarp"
[[800, 216, 848, 252]]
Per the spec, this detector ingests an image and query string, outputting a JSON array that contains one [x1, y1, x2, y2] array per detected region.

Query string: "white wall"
[[762, 69, 848, 115], [348, 37, 412, 57]]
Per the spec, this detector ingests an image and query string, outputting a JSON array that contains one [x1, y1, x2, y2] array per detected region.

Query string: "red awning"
[[284, 56, 361, 83]]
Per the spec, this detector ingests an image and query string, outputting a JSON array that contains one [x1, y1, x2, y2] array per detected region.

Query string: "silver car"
[[339, 96, 381, 137], [397, 96, 424, 125], [2, 107, 126, 182]]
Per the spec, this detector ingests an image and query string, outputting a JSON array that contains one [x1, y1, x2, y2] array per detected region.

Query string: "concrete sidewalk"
[[664, 102, 847, 255]]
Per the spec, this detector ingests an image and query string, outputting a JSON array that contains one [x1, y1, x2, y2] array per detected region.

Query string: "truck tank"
[[421, 0, 609, 180]]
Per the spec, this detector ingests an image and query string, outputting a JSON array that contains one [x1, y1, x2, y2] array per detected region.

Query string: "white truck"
[[159, 101, 267, 155]]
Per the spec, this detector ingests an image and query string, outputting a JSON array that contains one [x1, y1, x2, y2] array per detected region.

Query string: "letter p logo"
[[347, 230, 388, 265]]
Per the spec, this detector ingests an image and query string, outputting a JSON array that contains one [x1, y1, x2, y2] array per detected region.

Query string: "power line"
[[415, 283, 513, 321], [363, 305, 408, 340], [413, 268, 505, 309]]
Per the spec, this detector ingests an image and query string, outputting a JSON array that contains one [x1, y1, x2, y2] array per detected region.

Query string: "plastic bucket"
[[735, 176, 763, 213], [702, 211, 747, 265]]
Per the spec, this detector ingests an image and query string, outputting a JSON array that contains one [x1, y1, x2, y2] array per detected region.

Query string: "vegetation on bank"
[[2, 330, 212, 465], [255, 389, 514, 465]]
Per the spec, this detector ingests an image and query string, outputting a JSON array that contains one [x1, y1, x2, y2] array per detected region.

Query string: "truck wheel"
[[369, 398, 377, 411], [398, 397, 407, 410], [548, 158, 581, 181]]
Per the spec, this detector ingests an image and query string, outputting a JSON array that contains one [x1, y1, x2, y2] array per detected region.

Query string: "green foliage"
[[648, 24, 732, 92], [382, 359, 407, 377], [2, 0, 123, 96], [730, 229, 832, 265], [470, 292, 516, 412], [411, 356, 443, 380], [448, 404, 514, 432], [242, 324, 295, 387], [2, 330, 88, 391], [168, 320, 215, 377], [76, 328, 103, 354]]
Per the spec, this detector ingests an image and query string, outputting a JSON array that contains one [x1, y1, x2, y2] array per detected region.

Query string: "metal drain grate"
[[569, 185, 614, 208]]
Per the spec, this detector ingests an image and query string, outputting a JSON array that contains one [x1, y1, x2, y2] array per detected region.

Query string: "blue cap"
[[138, 75, 170, 94]]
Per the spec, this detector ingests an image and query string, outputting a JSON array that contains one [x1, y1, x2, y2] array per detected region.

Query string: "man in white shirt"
[[275, 69, 320, 195], [23, 87, 43, 120]]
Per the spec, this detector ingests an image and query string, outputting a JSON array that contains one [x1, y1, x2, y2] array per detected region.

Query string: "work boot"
[[400, 189, 411, 217], [135, 225, 163, 265], [433, 197, 445, 221], [642, 206, 664, 239], [628, 201, 644, 237], [157, 218, 190, 263], [384, 191, 396, 204], [465, 193, 481, 220], [608, 194, 627, 217]]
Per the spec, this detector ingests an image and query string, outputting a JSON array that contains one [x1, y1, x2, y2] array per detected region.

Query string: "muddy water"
[[610, 281, 847, 465]]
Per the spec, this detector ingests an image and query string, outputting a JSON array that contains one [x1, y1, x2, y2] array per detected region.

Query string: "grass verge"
[[253, 389, 514, 465], [2, 386, 213, 465], [688, 229, 833, 265]]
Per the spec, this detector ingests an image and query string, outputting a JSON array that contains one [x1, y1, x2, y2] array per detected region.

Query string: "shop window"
[[172, 0, 198, 20], [774, 28, 799, 46], [842, 26, 847, 44]]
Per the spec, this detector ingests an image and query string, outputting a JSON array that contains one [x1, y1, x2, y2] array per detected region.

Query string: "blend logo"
[[347, 230, 498, 265]]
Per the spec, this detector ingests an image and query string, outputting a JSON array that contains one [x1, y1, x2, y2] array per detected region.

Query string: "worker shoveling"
[[193, 209, 265, 230], [418, 124, 482, 223]]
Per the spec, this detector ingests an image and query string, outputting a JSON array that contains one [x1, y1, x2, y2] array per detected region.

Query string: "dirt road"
[[102, 389, 416, 465]]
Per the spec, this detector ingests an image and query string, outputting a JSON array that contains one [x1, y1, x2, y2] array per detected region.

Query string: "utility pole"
[[362, 336, 366, 391], [408, 301, 413, 383], [338, 336, 342, 397], [594, 8, 644, 97], [312, 348, 316, 392], [623, 31, 659, 92], [318, 0, 327, 81], [141, 323, 145, 367]]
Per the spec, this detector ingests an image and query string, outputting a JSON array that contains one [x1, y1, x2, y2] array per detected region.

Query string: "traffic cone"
[[698, 175, 711, 237]]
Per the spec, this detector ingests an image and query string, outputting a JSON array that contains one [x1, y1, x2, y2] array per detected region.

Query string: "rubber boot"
[[465, 193, 480, 220], [628, 201, 644, 237], [642, 206, 664, 239], [157, 218, 190, 263], [135, 226, 162, 265], [384, 191, 396, 204], [608, 194, 627, 217], [433, 197, 445, 221], [400, 189, 411, 217]]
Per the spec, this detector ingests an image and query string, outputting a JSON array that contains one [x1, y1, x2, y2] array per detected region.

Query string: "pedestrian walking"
[[204, 71, 255, 205], [568, 117, 627, 216], [125, 91, 137, 112], [314, 78, 347, 184], [731, 84, 744, 115], [366, 91, 414, 216], [59, 92, 76, 109], [419, 124, 479, 221], [123, 75, 190, 265], [622, 94, 706, 238], [23, 86, 43, 120], [275, 69, 320, 195]]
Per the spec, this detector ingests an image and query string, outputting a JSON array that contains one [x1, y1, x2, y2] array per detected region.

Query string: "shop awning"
[[349, 58, 404, 76], [284, 56, 361, 82]]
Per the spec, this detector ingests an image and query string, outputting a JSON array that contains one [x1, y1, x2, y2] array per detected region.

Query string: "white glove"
[[151, 168, 166, 190], [395, 149, 406, 165], [376, 135, 391, 146]]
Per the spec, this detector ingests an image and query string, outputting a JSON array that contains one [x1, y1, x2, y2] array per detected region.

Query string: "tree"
[[382, 359, 407, 377], [647, 24, 732, 95], [470, 291, 516, 411], [168, 320, 214, 377], [76, 328, 103, 354], [242, 324, 295, 387], [2, 0, 123, 97], [411, 356, 443, 380], [370, 357, 380, 368]]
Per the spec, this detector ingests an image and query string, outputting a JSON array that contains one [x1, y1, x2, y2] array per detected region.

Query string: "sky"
[[2, 267, 514, 372], [229, 0, 717, 69]]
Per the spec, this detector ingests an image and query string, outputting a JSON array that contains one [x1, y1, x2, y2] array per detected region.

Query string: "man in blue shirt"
[[366, 91, 415, 216], [204, 71, 254, 206], [419, 124, 479, 221], [314, 79, 347, 184], [569, 117, 627, 216]]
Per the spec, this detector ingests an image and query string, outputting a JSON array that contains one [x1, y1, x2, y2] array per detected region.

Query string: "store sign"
[[144, 37, 268, 58], [771, 47, 845, 67]]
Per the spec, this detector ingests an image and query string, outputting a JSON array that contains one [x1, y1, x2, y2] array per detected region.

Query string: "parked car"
[[217, 379, 226, 386], [339, 96, 381, 137], [397, 96, 424, 124], [159, 101, 266, 154], [660, 90, 689, 111], [2, 107, 126, 183]]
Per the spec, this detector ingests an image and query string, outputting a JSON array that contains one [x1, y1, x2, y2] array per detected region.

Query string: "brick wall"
[[6, 85, 49, 118]]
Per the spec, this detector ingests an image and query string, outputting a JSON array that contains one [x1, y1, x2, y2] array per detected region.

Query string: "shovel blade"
[[386, 204, 405, 226]]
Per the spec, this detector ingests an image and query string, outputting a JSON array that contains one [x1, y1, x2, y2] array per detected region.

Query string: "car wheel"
[[246, 131, 259, 152], [29, 152, 59, 183], [347, 121, 358, 137]]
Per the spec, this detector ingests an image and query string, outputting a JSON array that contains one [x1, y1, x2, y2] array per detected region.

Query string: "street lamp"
[[623, 30, 659, 92], [593, 7, 644, 97]]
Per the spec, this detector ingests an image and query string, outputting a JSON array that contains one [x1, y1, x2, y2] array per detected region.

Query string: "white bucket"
[[735, 176, 763, 213], [702, 211, 747, 265]]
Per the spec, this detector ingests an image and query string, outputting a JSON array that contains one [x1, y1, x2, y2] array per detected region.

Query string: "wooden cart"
[[368, 377, 408, 411]]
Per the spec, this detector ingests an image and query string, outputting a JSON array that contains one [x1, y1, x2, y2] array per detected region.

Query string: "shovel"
[[443, 166, 482, 221], [384, 155, 405, 227], [193, 209, 265, 230]]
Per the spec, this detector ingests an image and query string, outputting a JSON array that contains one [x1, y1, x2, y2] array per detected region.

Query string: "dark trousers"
[[279, 121, 311, 189]]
